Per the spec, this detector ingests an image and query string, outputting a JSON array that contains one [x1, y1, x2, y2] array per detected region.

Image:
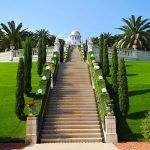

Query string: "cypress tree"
[[42, 33, 47, 65], [118, 57, 129, 117], [37, 38, 43, 76], [99, 34, 104, 66], [111, 44, 118, 93], [103, 39, 109, 77], [16, 58, 25, 120], [24, 37, 32, 95]]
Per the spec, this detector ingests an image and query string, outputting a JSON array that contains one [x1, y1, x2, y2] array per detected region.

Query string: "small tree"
[[42, 33, 47, 65], [141, 111, 150, 141], [37, 38, 43, 76], [99, 34, 104, 66], [16, 58, 25, 120], [23, 37, 32, 95], [118, 57, 129, 117], [103, 39, 109, 77], [84, 40, 88, 61], [111, 44, 118, 93]]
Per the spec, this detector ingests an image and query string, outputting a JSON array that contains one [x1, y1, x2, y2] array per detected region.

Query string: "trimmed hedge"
[[79, 46, 84, 61], [63, 46, 72, 62], [37, 51, 59, 138], [88, 51, 113, 128]]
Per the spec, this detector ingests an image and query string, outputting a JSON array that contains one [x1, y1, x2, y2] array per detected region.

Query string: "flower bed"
[[79, 46, 84, 61], [88, 51, 114, 129], [63, 46, 72, 62]]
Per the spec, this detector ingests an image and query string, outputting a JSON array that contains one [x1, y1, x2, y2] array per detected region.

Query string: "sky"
[[0, 0, 149, 40]]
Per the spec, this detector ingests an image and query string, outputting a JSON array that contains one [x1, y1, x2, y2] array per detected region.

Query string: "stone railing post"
[[54, 37, 60, 64], [25, 116, 37, 144], [87, 37, 93, 52], [133, 49, 138, 60], [51, 73, 54, 89], [104, 115, 118, 143], [9, 50, 14, 61]]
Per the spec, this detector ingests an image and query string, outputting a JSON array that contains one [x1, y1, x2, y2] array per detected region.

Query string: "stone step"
[[54, 86, 93, 89], [40, 137, 102, 143], [49, 98, 95, 101], [47, 104, 97, 108], [57, 79, 90, 82], [45, 110, 98, 115], [49, 96, 95, 99], [46, 107, 97, 111], [41, 133, 101, 139], [51, 90, 93, 93], [44, 114, 99, 118], [44, 117, 99, 121], [43, 120, 100, 125], [48, 102, 96, 105], [42, 124, 100, 129], [50, 94, 95, 97], [41, 129, 101, 134], [52, 89, 93, 92]]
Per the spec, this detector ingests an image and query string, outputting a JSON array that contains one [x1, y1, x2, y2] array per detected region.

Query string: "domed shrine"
[[70, 30, 81, 47]]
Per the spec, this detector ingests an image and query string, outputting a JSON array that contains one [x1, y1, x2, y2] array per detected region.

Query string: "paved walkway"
[[24, 143, 118, 150]]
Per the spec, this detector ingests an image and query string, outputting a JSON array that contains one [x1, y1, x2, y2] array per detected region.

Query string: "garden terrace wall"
[[87, 51, 117, 142], [25, 52, 59, 144]]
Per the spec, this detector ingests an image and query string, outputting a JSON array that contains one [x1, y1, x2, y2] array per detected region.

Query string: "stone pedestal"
[[104, 115, 118, 143], [9, 50, 14, 61], [54, 37, 60, 63], [25, 116, 37, 144], [87, 37, 93, 52]]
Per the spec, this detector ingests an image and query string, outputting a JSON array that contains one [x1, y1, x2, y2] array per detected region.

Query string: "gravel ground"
[[0, 143, 27, 150], [113, 142, 150, 150]]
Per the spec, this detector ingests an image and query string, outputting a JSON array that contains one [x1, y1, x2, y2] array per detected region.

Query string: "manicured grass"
[[0, 62, 40, 142], [108, 61, 150, 141]]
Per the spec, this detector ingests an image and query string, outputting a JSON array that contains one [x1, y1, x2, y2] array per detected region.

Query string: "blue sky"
[[0, 0, 149, 40]]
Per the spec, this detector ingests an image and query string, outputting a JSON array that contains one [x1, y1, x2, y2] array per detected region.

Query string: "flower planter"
[[27, 99, 36, 116]]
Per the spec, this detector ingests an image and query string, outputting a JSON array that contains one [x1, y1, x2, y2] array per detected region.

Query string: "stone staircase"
[[39, 49, 103, 143]]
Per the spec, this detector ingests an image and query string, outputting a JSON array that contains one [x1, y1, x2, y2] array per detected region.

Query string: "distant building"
[[70, 30, 81, 48]]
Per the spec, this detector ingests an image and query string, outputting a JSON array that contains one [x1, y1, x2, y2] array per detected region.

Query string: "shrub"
[[23, 37, 32, 95], [141, 111, 150, 141], [103, 39, 109, 77], [99, 34, 104, 67], [111, 45, 118, 94], [16, 58, 25, 120], [42, 33, 47, 65], [63, 46, 72, 62], [37, 38, 43, 76], [88, 51, 112, 128], [118, 57, 129, 117]]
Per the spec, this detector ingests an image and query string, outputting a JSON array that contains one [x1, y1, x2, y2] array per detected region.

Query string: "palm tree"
[[1, 20, 27, 49], [36, 29, 49, 46], [117, 15, 150, 50], [103, 32, 113, 47]]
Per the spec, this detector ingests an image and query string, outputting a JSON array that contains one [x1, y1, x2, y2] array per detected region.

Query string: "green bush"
[[23, 37, 32, 95], [99, 34, 104, 67], [141, 111, 150, 141], [37, 38, 43, 76], [103, 39, 109, 77], [88, 51, 112, 128], [111, 45, 118, 94], [118, 57, 129, 117], [63, 46, 72, 62], [16, 58, 25, 120]]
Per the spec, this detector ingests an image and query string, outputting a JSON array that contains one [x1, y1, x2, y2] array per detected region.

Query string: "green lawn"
[[108, 61, 150, 141], [0, 62, 40, 142]]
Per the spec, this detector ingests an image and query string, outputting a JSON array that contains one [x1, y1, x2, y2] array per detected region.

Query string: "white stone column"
[[9, 50, 14, 61], [87, 37, 93, 52], [25, 116, 37, 144], [104, 115, 118, 143], [54, 37, 60, 64]]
